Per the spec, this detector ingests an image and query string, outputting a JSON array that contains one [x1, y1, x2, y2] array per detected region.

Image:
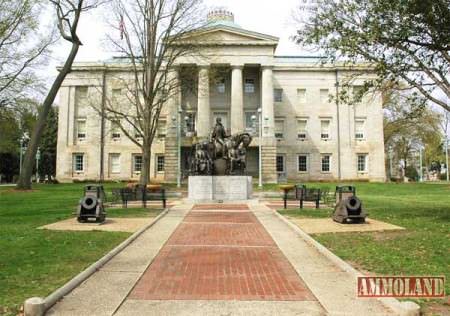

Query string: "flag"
[[119, 14, 125, 40]]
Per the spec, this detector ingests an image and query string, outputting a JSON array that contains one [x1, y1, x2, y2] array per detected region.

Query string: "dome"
[[206, 7, 241, 28]]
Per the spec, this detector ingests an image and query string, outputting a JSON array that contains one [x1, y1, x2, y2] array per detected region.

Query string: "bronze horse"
[[189, 132, 252, 176]]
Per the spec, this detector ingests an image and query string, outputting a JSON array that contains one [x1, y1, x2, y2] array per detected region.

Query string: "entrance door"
[[276, 154, 287, 182], [212, 112, 229, 135]]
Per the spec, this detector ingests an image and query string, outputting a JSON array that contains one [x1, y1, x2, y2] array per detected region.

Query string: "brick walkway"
[[129, 204, 316, 301]]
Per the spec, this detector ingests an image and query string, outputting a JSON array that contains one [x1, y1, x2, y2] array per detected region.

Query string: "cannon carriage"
[[76, 185, 106, 223], [332, 186, 367, 223]]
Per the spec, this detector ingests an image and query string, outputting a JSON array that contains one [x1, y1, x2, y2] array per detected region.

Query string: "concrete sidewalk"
[[46, 201, 403, 316]]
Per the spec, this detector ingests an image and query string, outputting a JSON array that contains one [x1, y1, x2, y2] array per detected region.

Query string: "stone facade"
[[56, 10, 386, 183]]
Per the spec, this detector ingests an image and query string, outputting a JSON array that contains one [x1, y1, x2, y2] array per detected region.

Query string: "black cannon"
[[76, 185, 106, 223], [332, 186, 367, 223]]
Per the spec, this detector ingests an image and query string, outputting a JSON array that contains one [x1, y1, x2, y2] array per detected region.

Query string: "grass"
[[0, 183, 163, 315], [277, 182, 450, 312]]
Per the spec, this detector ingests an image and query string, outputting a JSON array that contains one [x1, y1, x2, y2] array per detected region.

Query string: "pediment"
[[179, 26, 279, 46]]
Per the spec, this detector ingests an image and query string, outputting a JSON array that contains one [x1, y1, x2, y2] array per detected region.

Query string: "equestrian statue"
[[189, 117, 252, 176]]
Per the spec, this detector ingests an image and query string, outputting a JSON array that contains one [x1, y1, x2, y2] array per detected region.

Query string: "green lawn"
[[0, 183, 162, 316], [278, 182, 450, 312]]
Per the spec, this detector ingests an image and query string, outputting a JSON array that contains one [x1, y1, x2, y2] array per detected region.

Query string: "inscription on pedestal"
[[188, 176, 252, 201]]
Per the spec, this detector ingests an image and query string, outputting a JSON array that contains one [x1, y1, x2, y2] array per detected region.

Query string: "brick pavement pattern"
[[129, 204, 316, 301]]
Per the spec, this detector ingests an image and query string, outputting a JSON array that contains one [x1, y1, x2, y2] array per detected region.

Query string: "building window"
[[275, 120, 284, 139], [297, 89, 306, 104], [355, 119, 365, 140], [73, 154, 84, 172], [76, 118, 86, 140], [321, 119, 331, 140], [298, 155, 308, 172], [245, 112, 257, 133], [321, 154, 331, 172], [76, 86, 88, 109], [134, 119, 143, 139], [110, 154, 121, 174], [297, 119, 307, 140], [357, 154, 367, 172], [320, 89, 329, 104], [133, 155, 142, 173], [245, 79, 255, 93], [111, 121, 121, 140], [353, 86, 364, 103], [157, 120, 166, 138], [112, 88, 121, 104], [274, 89, 283, 102], [156, 155, 165, 172], [216, 78, 225, 93], [276, 155, 285, 173], [185, 113, 196, 133]]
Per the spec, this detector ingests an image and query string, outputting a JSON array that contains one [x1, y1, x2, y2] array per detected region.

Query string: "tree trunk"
[[140, 142, 151, 186], [16, 43, 80, 190]]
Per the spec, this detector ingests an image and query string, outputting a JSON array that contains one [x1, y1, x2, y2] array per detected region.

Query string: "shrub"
[[405, 166, 418, 181]]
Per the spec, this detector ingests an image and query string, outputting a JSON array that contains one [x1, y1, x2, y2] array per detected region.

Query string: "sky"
[[48, 0, 315, 70]]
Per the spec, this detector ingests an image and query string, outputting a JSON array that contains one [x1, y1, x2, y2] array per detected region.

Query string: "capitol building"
[[56, 9, 386, 183]]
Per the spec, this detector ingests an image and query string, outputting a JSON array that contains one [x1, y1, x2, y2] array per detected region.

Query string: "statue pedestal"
[[188, 176, 253, 201]]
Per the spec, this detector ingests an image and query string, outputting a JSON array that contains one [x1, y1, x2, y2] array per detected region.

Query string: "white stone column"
[[197, 66, 210, 138], [231, 65, 244, 134], [261, 66, 275, 137], [166, 68, 180, 137]]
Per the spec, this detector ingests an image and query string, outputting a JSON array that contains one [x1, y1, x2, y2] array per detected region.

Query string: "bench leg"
[[316, 199, 319, 209], [300, 199, 303, 209], [283, 192, 287, 209]]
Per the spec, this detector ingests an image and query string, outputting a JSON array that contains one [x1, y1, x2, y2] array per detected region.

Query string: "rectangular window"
[[245, 79, 255, 93], [298, 155, 308, 172], [112, 88, 121, 104], [274, 89, 283, 102], [321, 154, 331, 172], [245, 112, 257, 133], [297, 89, 306, 104], [185, 113, 196, 133], [216, 78, 225, 93], [110, 154, 120, 174], [157, 120, 166, 138], [111, 121, 121, 140], [357, 154, 367, 172], [320, 89, 329, 104], [76, 86, 88, 109], [321, 119, 331, 140], [73, 154, 84, 172], [276, 155, 285, 173], [76, 118, 87, 140], [355, 119, 365, 140], [297, 119, 307, 140], [133, 155, 142, 173], [156, 155, 165, 172], [353, 86, 364, 103], [275, 120, 284, 139], [134, 119, 143, 139]]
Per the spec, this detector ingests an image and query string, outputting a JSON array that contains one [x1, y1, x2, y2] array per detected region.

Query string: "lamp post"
[[445, 136, 449, 182], [19, 132, 29, 175], [257, 108, 262, 188], [418, 145, 424, 182], [35, 147, 41, 183]]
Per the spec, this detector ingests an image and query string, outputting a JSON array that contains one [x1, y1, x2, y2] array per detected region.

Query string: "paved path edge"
[[272, 209, 420, 316], [24, 208, 171, 316]]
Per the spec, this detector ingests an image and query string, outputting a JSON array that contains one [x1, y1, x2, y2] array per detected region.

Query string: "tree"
[[38, 106, 58, 181], [16, 0, 99, 190], [99, 0, 204, 185], [384, 90, 443, 177], [0, 0, 53, 106], [294, 0, 450, 111]]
